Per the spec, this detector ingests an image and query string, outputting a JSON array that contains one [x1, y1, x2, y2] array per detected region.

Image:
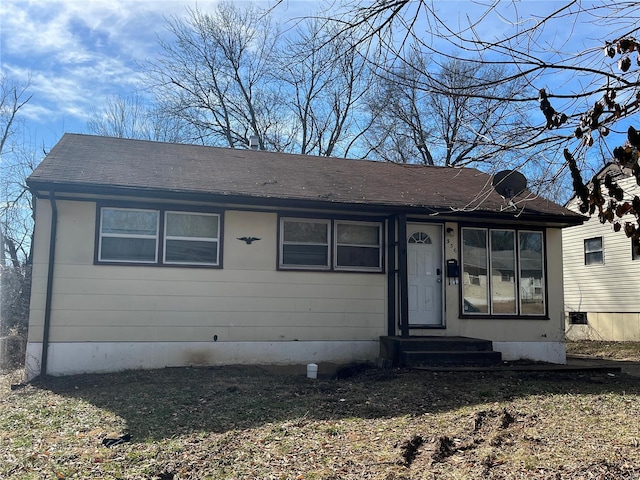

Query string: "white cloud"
[[1, 0, 321, 144], [3, 0, 579, 146], [6, 3, 166, 63], [0, 1, 188, 131]]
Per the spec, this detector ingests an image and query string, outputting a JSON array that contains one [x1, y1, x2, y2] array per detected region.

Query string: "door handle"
[[436, 268, 441, 275]]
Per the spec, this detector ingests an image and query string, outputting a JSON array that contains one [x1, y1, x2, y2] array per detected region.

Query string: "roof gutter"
[[41, 191, 57, 377], [26, 180, 441, 216], [26, 180, 585, 228]]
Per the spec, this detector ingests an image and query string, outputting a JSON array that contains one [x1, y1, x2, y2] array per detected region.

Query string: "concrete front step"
[[387, 338, 494, 352], [380, 336, 502, 367], [401, 349, 503, 367]]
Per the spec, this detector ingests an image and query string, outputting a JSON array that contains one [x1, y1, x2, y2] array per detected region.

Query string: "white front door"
[[407, 224, 443, 326]]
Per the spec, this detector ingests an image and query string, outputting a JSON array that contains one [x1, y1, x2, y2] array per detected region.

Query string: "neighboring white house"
[[24, 134, 583, 379], [563, 164, 640, 341]]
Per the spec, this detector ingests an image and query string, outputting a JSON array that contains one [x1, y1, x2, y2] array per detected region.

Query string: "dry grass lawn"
[[2, 357, 640, 479], [567, 340, 640, 361]]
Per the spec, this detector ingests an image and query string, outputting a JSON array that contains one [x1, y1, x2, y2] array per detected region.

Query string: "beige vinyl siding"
[[563, 175, 640, 314], [28, 200, 386, 343], [27, 196, 55, 343], [568, 312, 640, 341]]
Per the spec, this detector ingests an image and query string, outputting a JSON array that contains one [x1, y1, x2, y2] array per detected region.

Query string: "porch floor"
[[380, 335, 503, 367]]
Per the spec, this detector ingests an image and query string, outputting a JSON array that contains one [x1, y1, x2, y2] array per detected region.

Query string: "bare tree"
[[0, 75, 34, 269], [367, 52, 534, 168], [86, 93, 191, 143], [143, 2, 285, 150], [365, 51, 435, 165], [326, 0, 640, 242], [0, 75, 37, 365], [142, 3, 383, 157], [277, 18, 378, 157], [0, 75, 32, 159]]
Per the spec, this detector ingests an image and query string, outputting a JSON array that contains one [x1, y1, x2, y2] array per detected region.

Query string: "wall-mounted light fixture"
[[446, 227, 455, 236]]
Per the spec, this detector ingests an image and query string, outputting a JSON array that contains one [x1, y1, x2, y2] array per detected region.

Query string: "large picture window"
[[462, 227, 545, 316], [279, 217, 383, 272], [98, 206, 220, 266]]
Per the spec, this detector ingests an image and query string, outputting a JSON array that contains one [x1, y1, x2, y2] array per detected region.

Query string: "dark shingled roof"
[[28, 133, 581, 223]]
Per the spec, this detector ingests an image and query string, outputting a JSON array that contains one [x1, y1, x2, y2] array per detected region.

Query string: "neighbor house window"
[[279, 217, 383, 272], [569, 312, 588, 325], [98, 206, 221, 266], [461, 227, 545, 316], [584, 237, 603, 265]]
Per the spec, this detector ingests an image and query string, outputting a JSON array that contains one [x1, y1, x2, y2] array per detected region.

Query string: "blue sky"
[[0, 0, 322, 150], [0, 1, 621, 156]]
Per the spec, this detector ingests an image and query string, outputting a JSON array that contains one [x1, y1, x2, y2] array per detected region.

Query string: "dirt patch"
[[428, 408, 524, 468], [399, 434, 424, 466]]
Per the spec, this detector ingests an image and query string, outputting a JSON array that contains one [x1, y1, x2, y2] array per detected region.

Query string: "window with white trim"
[[280, 218, 330, 268], [279, 217, 383, 272], [584, 237, 603, 265], [99, 208, 159, 263], [98, 207, 220, 266], [335, 221, 382, 270], [164, 211, 220, 265], [461, 227, 545, 316]]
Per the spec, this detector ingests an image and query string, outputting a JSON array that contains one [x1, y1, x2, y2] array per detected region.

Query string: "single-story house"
[[564, 163, 640, 340], [24, 133, 584, 379]]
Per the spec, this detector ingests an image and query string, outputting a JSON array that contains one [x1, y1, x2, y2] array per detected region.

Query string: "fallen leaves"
[[2, 365, 640, 479]]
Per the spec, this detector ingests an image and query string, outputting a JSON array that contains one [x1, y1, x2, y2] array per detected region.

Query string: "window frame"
[[95, 204, 223, 268], [278, 215, 384, 273], [98, 207, 160, 264], [490, 229, 517, 315], [517, 230, 546, 317], [584, 236, 604, 265], [279, 217, 331, 270], [163, 211, 221, 266], [334, 220, 383, 272], [569, 311, 588, 325], [460, 226, 547, 318]]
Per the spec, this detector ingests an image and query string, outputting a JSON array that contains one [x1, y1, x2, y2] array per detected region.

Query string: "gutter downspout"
[[41, 191, 57, 376]]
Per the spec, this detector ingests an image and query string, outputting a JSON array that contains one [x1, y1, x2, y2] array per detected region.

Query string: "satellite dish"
[[492, 170, 527, 199]]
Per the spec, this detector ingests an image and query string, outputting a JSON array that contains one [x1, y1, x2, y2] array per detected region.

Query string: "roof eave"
[[27, 179, 584, 226]]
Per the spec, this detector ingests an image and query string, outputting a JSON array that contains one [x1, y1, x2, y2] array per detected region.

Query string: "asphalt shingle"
[[27, 133, 580, 220]]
